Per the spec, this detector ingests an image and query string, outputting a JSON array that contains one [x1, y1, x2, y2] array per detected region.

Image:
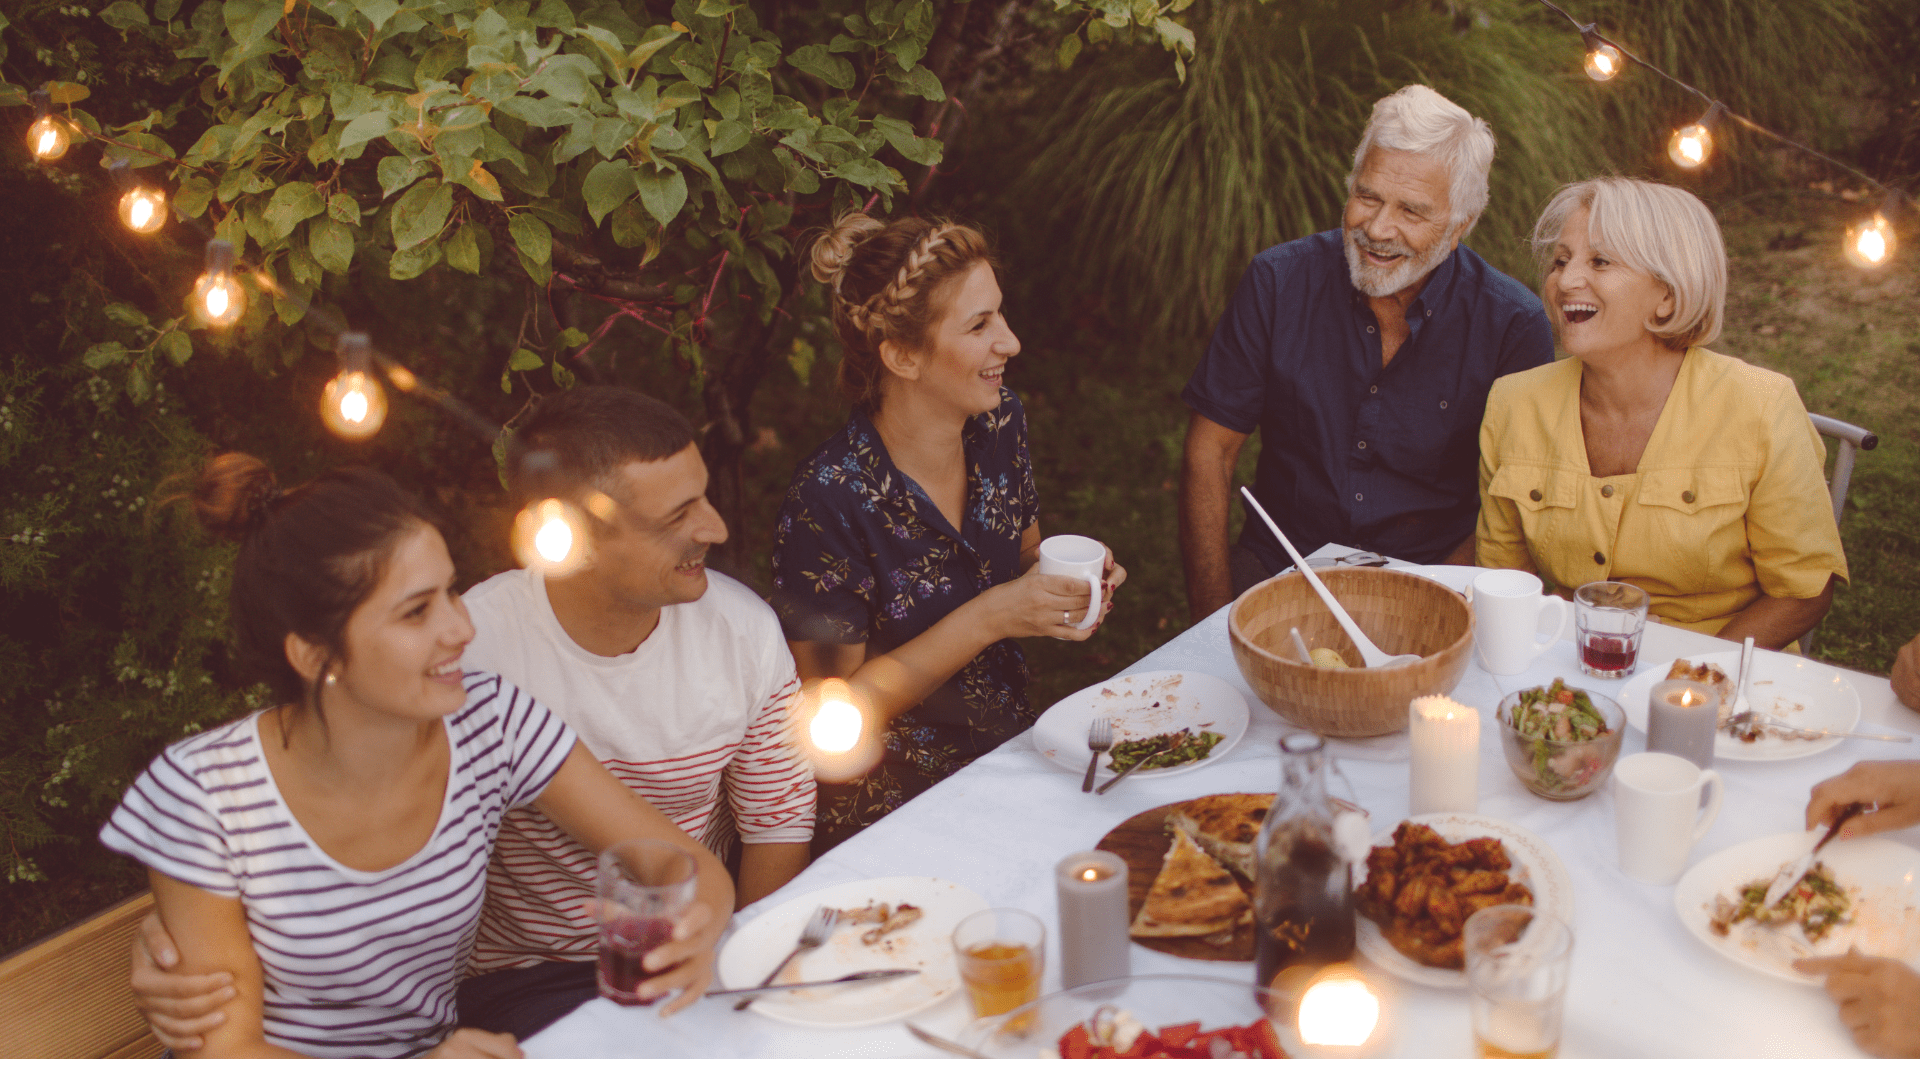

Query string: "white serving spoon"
[[1241, 487, 1419, 669]]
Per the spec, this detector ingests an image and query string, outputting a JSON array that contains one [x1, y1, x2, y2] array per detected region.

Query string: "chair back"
[[1802, 413, 1878, 653], [0, 891, 161, 1058]]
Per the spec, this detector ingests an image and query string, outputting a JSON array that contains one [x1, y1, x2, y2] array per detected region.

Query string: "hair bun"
[[808, 212, 887, 288], [192, 452, 282, 543]]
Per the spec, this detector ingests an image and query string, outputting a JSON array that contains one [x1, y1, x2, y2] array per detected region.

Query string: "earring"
[[324, 672, 337, 686]]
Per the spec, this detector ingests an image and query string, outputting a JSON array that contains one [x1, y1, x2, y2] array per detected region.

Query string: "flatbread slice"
[[1129, 829, 1251, 938], [1168, 793, 1272, 880]]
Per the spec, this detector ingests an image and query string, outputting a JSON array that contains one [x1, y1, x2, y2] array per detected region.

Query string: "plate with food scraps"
[[716, 876, 987, 1026], [1619, 651, 1861, 761], [1673, 832, 1920, 984], [1031, 670, 1250, 780], [1353, 813, 1575, 990]]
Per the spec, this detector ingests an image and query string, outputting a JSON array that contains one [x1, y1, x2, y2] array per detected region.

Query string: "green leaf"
[[350, 0, 400, 31], [99, 1, 150, 30], [582, 160, 636, 226], [608, 203, 652, 249], [339, 110, 396, 152], [174, 175, 215, 219], [786, 337, 816, 385], [262, 181, 325, 241], [288, 231, 323, 285], [45, 82, 90, 105], [789, 45, 855, 90], [895, 64, 944, 101], [309, 217, 354, 274], [708, 119, 750, 156], [377, 156, 425, 198], [160, 329, 193, 366], [1057, 33, 1082, 69], [550, 359, 576, 389], [830, 156, 900, 190], [635, 166, 688, 227], [557, 327, 590, 348], [507, 347, 543, 371], [388, 242, 443, 280], [445, 222, 493, 274], [328, 193, 362, 225], [871, 116, 943, 166], [83, 342, 128, 369], [1153, 16, 1195, 56], [510, 214, 552, 284], [496, 95, 579, 128], [710, 86, 741, 121], [221, 0, 280, 49], [389, 179, 454, 250], [629, 28, 682, 70], [100, 132, 176, 170], [104, 303, 150, 328], [526, 54, 601, 106], [127, 365, 152, 404]]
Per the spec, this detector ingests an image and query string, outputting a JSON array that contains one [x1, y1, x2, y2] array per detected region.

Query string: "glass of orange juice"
[[1464, 905, 1573, 1058], [952, 908, 1046, 1019]]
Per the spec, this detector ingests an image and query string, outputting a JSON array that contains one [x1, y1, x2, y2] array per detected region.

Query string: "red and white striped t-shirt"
[[459, 568, 813, 973]]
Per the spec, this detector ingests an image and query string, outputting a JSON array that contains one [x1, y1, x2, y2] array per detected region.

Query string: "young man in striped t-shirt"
[[131, 390, 815, 1047]]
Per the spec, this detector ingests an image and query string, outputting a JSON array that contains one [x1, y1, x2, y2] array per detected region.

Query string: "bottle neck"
[[1277, 743, 1331, 820]]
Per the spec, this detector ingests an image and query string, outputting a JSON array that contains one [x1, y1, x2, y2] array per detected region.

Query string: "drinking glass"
[[952, 908, 1046, 1020], [1574, 581, 1649, 679], [1464, 906, 1573, 1059], [596, 839, 697, 1006]]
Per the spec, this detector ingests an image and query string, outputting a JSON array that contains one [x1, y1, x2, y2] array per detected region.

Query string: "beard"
[[1343, 225, 1454, 298]]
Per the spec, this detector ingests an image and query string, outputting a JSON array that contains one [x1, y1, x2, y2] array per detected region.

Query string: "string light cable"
[[1532, 0, 1911, 266]]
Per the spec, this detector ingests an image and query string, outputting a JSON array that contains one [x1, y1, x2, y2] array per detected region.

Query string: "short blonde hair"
[[1531, 178, 1726, 349]]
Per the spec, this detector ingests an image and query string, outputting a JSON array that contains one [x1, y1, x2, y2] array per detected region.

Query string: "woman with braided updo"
[[772, 213, 1127, 854]]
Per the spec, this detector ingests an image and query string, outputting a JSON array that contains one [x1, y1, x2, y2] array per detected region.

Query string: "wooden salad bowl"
[[1228, 567, 1475, 738]]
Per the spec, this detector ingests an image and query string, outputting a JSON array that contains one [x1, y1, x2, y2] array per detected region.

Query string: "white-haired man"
[[1180, 84, 1555, 620]]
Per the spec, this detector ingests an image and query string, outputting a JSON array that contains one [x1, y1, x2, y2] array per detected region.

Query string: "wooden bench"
[[0, 891, 163, 1058]]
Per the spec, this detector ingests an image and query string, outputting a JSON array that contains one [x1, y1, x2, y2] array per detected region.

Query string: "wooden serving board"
[[1095, 798, 1259, 963]]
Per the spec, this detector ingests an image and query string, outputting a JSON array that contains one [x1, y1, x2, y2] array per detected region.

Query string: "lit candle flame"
[[1677, 689, 1703, 708], [1297, 973, 1381, 1048], [1080, 867, 1101, 882]]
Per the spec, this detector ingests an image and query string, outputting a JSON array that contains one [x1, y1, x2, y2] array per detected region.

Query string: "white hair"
[[1346, 85, 1495, 233], [1531, 178, 1727, 349]]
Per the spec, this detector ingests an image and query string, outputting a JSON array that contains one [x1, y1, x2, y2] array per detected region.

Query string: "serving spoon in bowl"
[[1240, 487, 1419, 669]]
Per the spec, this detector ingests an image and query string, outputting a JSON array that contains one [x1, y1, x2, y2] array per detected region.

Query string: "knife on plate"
[[1761, 801, 1868, 909], [706, 968, 919, 999], [906, 1023, 987, 1058]]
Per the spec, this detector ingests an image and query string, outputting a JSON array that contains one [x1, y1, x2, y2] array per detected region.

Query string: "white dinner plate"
[[1620, 650, 1861, 761], [1673, 832, 1920, 983], [715, 877, 986, 1027], [1030, 670, 1249, 780], [1353, 813, 1575, 990]]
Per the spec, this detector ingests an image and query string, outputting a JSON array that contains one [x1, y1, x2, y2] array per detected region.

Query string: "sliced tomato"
[[1059, 1024, 1092, 1059], [1160, 1021, 1202, 1048], [1555, 689, 1575, 705], [1250, 1017, 1285, 1059]]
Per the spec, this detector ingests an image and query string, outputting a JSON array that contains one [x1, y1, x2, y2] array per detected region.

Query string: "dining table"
[[526, 544, 1920, 1058]]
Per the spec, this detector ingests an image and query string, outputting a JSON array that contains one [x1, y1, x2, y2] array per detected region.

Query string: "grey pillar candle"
[[1056, 851, 1130, 989], [1646, 679, 1718, 769]]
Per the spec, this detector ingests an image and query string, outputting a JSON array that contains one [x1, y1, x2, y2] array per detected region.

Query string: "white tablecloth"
[[527, 547, 1920, 1058]]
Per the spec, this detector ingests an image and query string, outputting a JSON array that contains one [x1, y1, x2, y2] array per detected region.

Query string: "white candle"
[[1056, 851, 1130, 989], [1409, 695, 1479, 814]]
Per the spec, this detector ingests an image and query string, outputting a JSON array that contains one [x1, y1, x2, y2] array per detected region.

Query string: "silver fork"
[[734, 905, 838, 1011], [1081, 717, 1113, 793], [1728, 636, 1757, 727]]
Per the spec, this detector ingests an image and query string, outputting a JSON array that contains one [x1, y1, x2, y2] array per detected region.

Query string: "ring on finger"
[[1062, 610, 1071, 626]]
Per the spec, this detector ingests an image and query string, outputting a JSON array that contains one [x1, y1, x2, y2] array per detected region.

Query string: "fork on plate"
[[1081, 717, 1113, 793], [734, 904, 839, 1011]]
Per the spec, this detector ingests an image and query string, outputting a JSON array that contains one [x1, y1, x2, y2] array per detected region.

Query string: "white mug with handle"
[[1471, 569, 1571, 676], [1612, 752, 1726, 885], [1037, 534, 1106, 630]]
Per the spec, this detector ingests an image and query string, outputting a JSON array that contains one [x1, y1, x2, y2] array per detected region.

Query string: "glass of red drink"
[[1573, 581, 1649, 679], [596, 839, 697, 1006]]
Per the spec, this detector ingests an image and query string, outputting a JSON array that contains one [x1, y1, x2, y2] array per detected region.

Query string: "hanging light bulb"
[[808, 687, 864, 753], [1844, 200, 1899, 269], [1667, 102, 1725, 170], [1578, 27, 1623, 82], [192, 240, 246, 327], [321, 332, 388, 440], [799, 677, 882, 781], [512, 497, 590, 575], [27, 91, 70, 161], [118, 185, 168, 234]]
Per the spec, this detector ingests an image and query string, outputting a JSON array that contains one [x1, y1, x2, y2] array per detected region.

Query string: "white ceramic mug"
[[1471, 569, 1571, 676], [1037, 534, 1106, 630], [1612, 752, 1725, 885]]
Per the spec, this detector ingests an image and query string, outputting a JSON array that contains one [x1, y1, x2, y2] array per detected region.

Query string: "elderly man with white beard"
[[1179, 84, 1555, 621]]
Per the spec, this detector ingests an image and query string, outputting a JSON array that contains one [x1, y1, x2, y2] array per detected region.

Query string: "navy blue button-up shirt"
[[1184, 230, 1554, 568]]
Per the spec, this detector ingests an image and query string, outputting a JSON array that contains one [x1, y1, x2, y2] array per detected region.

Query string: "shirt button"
[[1601, 484, 1614, 497], [1439, 400, 1449, 409], [1355, 493, 1365, 502], [1594, 551, 1607, 565], [1529, 489, 1543, 502], [1682, 490, 1696, 503], [1425, 309, 1433, 317], [1369, 385, 1379, 394], [1357, 440, 1367, 450], [1366, 325, 1376, 334]]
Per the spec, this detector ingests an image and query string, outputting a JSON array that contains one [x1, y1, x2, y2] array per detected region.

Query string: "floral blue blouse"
[[772, 389, 1039, 852]]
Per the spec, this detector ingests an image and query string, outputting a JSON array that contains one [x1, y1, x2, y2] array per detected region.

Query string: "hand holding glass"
[[596, 839, 698, 1006]]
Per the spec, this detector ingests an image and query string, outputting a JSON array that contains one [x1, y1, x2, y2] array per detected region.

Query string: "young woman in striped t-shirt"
[[101, 455, 733, 1057]]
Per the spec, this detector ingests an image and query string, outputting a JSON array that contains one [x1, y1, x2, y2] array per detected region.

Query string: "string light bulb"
[[1844, 203, 1898, 269], [321, 332, 387, 440], [512, 497, 589, 575], [27, 91, 70, 161], [1667, 102, 1724, 170], [1578, 26, 1623, 81], [192, 240, 246, 327], [118, 185, 168, 234]]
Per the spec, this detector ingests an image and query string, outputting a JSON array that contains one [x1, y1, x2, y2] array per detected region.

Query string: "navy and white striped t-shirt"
[[100, 673, 575, 1057]]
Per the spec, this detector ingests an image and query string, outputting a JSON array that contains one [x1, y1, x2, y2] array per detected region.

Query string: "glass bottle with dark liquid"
[[1254, 733, 1356, 990]]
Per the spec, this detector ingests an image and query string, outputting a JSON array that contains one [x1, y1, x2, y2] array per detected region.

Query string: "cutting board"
[[1096, 798, 1261, 963]]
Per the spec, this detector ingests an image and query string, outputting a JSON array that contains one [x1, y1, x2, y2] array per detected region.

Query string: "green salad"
[[1107, 729, 1224, 772], [1507, 679, 1613, 793]]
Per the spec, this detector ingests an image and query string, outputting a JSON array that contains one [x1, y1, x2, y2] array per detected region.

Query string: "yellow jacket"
[[1477, 348, 1848, 636]]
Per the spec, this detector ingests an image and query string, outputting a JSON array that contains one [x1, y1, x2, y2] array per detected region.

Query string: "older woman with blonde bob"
[[1477, 178, 1846, 648]]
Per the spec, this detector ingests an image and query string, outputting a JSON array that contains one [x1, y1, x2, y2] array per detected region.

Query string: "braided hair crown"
[[806, 212, 994, 408]]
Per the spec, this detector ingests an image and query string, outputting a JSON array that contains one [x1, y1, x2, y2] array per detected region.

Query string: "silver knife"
[[1762, 802, 1869, 908], [906, 1022, 987, 1058], [706, 968, 918, 999]]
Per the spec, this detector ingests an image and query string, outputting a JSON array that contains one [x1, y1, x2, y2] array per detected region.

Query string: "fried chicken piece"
[[1394, 873, 1437, 920], [1499, 881, 1534, 906], [1456, 837, 1511, 872], [1450, 869, 1510, 895], [1426, 887, 1467, 937]]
